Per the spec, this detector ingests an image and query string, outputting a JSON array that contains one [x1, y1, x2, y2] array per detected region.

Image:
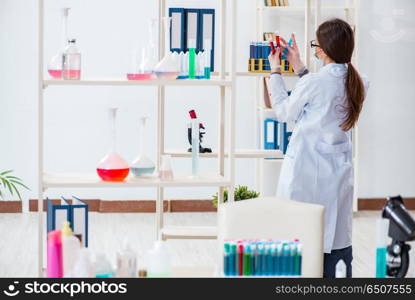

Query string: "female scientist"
[[268, 18, 368, 277]]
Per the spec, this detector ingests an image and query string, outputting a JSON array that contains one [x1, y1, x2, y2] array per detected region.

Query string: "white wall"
[[357, 0, 415, 198], [0, 0, 414, 207]]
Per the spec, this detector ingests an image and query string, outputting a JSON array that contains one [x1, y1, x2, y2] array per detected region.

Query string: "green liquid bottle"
[[188, 39, 196, 79]]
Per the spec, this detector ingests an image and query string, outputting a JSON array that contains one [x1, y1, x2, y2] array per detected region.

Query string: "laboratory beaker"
[[47, 7, 70, 79], [159, 155, 173, 180], [130, 116, 156, 177], [62, 39, 81, 80], [97, 108, 130, 182], [154, 17, 180, 80]]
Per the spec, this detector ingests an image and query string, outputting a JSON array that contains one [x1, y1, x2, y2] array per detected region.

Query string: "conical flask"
[[154, 17, 180, 80], [47, 7, 70, 79], [127, 48, 153, 81], [130, 116, 155, 177], [97, 108, 130, 182]]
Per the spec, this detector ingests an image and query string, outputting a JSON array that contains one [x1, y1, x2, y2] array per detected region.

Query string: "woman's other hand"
[[268, 46, 281, 73], [281, 33, 305, 73]]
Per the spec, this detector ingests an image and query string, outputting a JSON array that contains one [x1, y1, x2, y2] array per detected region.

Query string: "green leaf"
[[5, 175, 23, 181], [3, 179, 14, 196], [9, 179, 30, 191], [10, 184, 22, 201], [0, 170, 13, 176]]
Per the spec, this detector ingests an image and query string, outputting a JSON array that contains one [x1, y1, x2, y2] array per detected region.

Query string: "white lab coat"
[[270, 63, 368, 253]]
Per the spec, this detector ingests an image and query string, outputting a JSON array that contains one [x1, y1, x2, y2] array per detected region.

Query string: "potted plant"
[[212, 185, 260, 208], [0, 170, 29, 200]]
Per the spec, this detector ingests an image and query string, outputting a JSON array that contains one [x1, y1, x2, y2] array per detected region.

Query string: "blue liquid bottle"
[[376, 219, 388, 278]]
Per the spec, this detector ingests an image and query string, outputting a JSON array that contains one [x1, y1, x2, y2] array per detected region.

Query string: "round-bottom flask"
[[96, 108, 130, 182]]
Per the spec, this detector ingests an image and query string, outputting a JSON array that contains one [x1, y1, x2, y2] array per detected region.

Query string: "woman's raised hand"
[[280, 33, 305, 73], [268, 45, 282, 72]]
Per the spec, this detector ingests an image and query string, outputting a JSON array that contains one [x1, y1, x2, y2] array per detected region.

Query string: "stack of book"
[[264, 0, 290, 7]]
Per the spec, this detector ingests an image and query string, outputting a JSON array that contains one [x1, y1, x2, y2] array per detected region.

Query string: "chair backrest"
[[218, 197, 325, 277]]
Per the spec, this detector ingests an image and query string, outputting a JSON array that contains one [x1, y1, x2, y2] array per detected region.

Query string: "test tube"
[[270, 242, 277, 276], [281, 242, 289, 275], [230, 243, 237, 276], [237, 243, 244, 276], [250, 243, 257, 276], [223, 242, 230, 276], [257, 243, 264, 276], [243, 243, 251, 276], [276, 242, 283, 276]]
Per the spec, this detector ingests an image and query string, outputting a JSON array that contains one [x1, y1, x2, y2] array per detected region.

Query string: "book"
[[263, 77, 272, 109]]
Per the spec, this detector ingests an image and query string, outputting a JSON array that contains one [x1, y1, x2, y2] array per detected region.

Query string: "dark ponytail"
[[316, 18, 365, 131]]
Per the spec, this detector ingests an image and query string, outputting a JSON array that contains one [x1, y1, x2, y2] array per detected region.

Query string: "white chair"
[[217, 197, 325, 277]]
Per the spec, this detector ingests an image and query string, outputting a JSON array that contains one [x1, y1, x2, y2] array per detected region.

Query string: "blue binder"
[[46, 197, 89, 247], [169, 8, 216, 71], [199, 9, 215, 71], [47, 197, 70, 234], [169, 8, 186, 53], [184, 8, 201, 51], [278, 122, 293, 155], [264, 119, 278, 150]]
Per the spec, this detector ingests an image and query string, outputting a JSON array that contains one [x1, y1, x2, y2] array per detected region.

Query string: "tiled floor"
[[1, 211, 414, 277]]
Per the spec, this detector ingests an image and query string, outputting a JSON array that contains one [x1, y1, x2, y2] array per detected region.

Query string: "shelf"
[[43, 172, 230, 189], [164, 149, 284, 159], [161, 225, 217, 240], [236, 72, 297, 77], [43, 78, 232, 88], [258, 6, 352, 13]]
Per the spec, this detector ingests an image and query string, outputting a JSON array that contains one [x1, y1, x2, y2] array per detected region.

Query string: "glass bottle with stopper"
[[62, 39, 81, 80], [130, 116, 156, 177], [96, 108, 130, 181]]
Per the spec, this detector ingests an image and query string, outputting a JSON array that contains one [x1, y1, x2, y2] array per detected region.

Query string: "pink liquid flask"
[[97, 108, 129, 182], [63, 69, 81, 79], [48, 69, 62, 79], [127, 73, 153, 81], [97, 153, 130, 182]]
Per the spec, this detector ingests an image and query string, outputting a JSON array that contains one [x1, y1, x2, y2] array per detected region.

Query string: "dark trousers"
[[323, 246, 353, 278]]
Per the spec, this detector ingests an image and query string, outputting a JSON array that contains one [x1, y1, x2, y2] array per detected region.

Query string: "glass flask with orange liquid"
[[97, 108, 129, 181]]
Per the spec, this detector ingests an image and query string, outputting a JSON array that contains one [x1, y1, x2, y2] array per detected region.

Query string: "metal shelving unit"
[[36, 0, 238, 277]]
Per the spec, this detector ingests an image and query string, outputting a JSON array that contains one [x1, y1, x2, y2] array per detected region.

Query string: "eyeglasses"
[[310, 40, 321, 48]]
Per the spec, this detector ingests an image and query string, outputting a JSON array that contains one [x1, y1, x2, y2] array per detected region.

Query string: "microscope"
[[187, 110, 212, 153], [382, 195, 415, 277]]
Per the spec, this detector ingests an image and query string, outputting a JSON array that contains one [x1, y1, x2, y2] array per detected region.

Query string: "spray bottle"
[[147, 241, 171, 277], [116, 239, 137, 278], [47, 230, 63, 278], [61, 221, 81, 277]]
